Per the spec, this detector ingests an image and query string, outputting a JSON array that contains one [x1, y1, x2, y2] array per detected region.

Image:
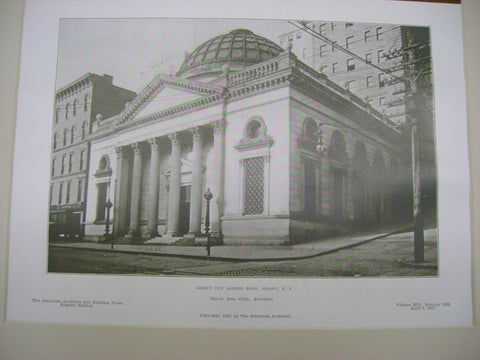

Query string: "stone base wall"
[[222, 216, 290, 245]]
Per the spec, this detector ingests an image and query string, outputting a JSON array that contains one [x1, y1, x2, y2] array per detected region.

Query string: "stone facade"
[[81, 29, 407, 245]]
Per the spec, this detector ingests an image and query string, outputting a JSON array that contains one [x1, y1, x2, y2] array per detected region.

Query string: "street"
[[49, 232, 437, 277]]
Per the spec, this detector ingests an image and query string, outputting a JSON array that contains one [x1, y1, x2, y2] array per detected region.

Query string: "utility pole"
[[290, 21, 433, 263]]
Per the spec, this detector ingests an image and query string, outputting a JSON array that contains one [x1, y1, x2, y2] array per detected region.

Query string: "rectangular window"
[[365, 53, 372, 63], [66, 181, 71, 204], [377, 49, 384, 63], [346, 80, 356, 91], [347, 58, 355, 71], [243, 156, 264, 215], [58, 183, 63, 204], [319, 64, 328, 73], [379, 73, 386, 87], [51, 158, 56, 177], [332, 62, 338, 73], [319, 23, 326, 35], [376, 26, 383, 40], [346, 36, 354, 49], [61, 156, 66, 174], [331, 22, 336, 31], [366, 76, 373, 88], [379, 97, 386, 106], [364, 30, 371, 42], [346, 23, 353, 28], [319, 44, 327, 57], [331, 41, 337, 52], [77, 179, 83, 202]]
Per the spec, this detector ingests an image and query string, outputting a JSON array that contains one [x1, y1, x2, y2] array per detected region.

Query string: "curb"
[[49, 228, 407, 262]]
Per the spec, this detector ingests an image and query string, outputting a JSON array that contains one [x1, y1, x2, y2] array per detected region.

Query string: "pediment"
[[134, 85, 205, 120], [111, 74, 222, 129]]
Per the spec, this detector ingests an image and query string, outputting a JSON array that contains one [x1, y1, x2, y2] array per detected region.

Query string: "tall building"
[[81, 29, 407, 245], [279, 21, 407, 125], [49, 73, 135, 241]]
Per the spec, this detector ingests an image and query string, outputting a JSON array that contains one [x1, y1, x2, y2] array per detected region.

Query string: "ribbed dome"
[[177, 29, 284, 79]]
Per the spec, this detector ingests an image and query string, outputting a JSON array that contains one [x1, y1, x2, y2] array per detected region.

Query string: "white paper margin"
[[6, 0, 473, 328]]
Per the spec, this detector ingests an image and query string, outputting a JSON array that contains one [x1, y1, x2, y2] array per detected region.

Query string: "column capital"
[[189, 126, 204, 142], [131, 142, 144, 154], [115, 146, 126, 158], [168, 132, 181, 147], [212, 120, 226, 135], [148, 137, 162, 150]]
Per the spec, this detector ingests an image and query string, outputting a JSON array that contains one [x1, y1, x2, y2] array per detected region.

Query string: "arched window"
[[98, 155, 109, 171], [77, 179, 83, 202], [84, 93, 90, 112], [235, 116, 273, 216], [94, 155, 112, 177], [51, 158, 56, 177], [328, 130, 348, 164], [68, 153, 73, 173], [65, 103, 70, 119], [81, 122, 87, 140], [63, 129, 68, 146], [298, 118, 320, 152], [246, 119, 262, 139], [70, 125, 76, 144], [80, 150, 85, 170], [72, 99, 78, 116]]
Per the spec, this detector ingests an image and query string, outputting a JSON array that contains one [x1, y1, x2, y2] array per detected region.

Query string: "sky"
[[56, 18, 297, 93]]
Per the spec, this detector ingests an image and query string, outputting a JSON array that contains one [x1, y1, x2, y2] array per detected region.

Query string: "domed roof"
[[177, 29, 284, 78]]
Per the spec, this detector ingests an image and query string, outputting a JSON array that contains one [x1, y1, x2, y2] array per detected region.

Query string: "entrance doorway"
[[178, 185, 191, 236]]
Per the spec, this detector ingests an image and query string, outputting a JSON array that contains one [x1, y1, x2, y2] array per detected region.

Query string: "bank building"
[[79, 28, 406, 245]]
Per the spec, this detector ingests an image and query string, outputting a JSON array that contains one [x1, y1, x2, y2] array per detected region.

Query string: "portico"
[[106, 121, 225, 241]]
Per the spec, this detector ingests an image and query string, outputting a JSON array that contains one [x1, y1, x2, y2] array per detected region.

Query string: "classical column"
[[113, 146, 129, 236], [210, 120, 225, 238], [187, 127, 203, 237], [165, 132, 181, 237], [146, 137, 161, 237], [128, 142, 143, 236]]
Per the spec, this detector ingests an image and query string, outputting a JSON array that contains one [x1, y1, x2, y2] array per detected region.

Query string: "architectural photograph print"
[[47, 18, 438, 278]]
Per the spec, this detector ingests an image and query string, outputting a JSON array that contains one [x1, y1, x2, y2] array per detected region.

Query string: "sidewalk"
[[50, 227, 438, 262]]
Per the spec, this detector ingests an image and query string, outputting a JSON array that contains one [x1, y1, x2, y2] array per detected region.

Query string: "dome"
[[177, 29, 284, 79]]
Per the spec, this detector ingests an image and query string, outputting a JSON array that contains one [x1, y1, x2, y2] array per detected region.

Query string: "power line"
[[288, 20, 410, 87]]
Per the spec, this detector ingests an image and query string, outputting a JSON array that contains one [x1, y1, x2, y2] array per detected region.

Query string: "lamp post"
[[104, 199, 113, 249], [316, 122, 325, 154], [204, 188, 213, 256]]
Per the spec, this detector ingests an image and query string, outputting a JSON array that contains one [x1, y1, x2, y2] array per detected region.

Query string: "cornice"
[[55, 73, 96, 101], [88, 51, 400, 143]]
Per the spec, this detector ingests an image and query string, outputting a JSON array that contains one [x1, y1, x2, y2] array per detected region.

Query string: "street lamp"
[[103, 199, 113, 249], [316, 122, 325, 154], [204, 188, 213, 256]]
